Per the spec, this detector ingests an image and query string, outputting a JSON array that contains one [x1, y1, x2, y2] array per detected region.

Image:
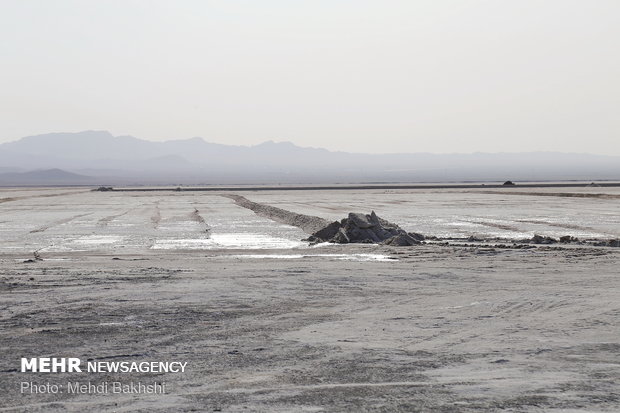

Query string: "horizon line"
[[2, 129, 619, 158]]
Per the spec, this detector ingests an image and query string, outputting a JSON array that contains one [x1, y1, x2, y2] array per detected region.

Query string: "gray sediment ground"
[[0, 187, 619, 412], [1, 245, 619, 412]]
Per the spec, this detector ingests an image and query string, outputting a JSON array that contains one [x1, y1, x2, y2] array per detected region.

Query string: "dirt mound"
[[559, 235, 579, 243], [307, 211, 424, 246], [530, 234, 558, 244], [225, 194, 330, 234]]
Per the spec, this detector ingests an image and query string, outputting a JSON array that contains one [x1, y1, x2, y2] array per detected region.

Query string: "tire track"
[[492, 297, 573, 317], [190, 208, 205, 224], [97, 209, 132, 227], [291, 202, 345, 212], [29, 213, 92, 233], [472, 191, 620, 199], [190, 208, 210, 232], [516, 219, 598, 232], [471, 221, 521, 232], [0, 190, 88, 204], [151, 203, 161, 229], [218, 381, 434, 395]]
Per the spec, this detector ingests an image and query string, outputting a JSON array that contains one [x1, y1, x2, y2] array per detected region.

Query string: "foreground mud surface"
[[0, 187, 618, 411], [1, 244, 619, 412]]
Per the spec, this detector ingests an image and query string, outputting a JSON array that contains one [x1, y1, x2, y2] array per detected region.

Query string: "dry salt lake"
[[1, 185, 619, 255], [0, 185, 618, 412]]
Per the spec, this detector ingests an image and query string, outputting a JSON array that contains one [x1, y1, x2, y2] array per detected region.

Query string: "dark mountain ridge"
[[1, 131, 619, 185]]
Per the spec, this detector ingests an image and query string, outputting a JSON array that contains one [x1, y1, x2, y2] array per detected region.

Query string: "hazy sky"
[[1, 0, 618, 154]]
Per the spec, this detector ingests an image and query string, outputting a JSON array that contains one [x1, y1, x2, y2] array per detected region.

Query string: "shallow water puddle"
[[220, 253, 396, 262], [39, 235, 129, 252], [151, 233, 306, 250], [75, 235, 127, 245]]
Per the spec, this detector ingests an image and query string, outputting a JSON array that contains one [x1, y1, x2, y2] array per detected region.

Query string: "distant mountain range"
[[0, 168, 96, 186], [0, 130, 619, 185]]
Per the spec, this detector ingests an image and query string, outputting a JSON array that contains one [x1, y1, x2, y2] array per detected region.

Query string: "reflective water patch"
[[221, 253, 396, 262], [151, 233, 306, 250]]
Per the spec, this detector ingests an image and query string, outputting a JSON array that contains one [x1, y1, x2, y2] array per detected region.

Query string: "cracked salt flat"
[[2, 188, 619, 256], [245, 188, 620, 239]]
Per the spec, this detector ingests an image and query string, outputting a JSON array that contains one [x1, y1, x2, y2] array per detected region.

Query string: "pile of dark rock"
[[594, 239, 620, 247], [94, 186, 113, 192], [306, 211, 424, 246], [530, 234, 559, 244], [526, 235, 580, 244], [523, 235, 619, 247]]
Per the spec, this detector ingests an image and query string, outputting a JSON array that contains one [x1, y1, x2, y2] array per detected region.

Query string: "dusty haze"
[[1, 131, 620, 185], [1, 0, 619, 154]]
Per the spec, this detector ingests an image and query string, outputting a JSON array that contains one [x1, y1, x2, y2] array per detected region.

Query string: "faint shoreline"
[[107, 181, 620, 192]]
